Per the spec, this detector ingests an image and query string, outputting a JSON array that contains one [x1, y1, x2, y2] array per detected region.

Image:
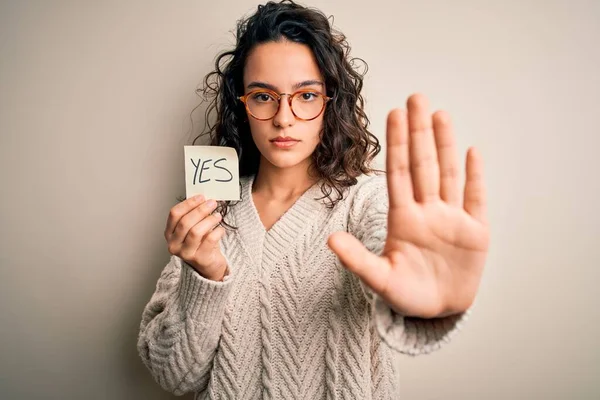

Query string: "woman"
[[137, 1, 490, 398]]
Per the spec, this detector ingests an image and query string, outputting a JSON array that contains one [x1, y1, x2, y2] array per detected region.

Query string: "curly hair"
[[186, 0, 381, 230]]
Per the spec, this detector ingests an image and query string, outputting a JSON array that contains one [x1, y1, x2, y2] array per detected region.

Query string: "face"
[[242, 40, 326, 172]]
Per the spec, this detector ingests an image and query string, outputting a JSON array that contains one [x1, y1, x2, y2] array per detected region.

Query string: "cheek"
[[309, 119, 325, 144], [248, 121, 268, 141]]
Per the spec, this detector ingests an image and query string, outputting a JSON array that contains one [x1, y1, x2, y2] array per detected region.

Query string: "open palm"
[[328, 93, 490, 319]]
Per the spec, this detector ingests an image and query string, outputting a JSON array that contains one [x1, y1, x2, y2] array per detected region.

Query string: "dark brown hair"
[[185, 0, 381, 229]]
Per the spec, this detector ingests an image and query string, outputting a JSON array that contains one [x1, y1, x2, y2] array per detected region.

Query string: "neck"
[[252, 156, 319, 201]]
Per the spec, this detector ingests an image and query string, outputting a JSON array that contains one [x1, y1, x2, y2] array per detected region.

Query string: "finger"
[[172, 199, 219, 245], [432, 110, 461, 206], [180, 213, 223, 259], [165, 194, 205, 239], [463, 147, 488, 224], [327, 231, 391, 295], [194, 225, 227, 275], [198, 225, 226, 254], [407, 93, 440, 202], [386, 108, 414, 207]]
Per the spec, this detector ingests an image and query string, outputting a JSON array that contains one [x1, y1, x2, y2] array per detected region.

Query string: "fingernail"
[[206, 199, 217, 208], [195, 194, 205, 202]]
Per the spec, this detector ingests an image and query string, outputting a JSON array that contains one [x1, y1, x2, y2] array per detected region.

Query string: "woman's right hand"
[[164, 194, 228, 281]]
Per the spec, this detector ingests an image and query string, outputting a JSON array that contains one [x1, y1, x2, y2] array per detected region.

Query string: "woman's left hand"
[[328, 93, 490, 319]]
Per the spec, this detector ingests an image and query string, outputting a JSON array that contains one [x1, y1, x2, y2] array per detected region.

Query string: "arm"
[[348, 175, 471, 356], [137, 254, 233, 394]]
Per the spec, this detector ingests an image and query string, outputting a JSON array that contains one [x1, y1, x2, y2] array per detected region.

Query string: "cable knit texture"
[[137, 173, 471, 399]]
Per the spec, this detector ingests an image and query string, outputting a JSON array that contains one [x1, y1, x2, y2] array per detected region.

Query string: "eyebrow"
[[246, 80, 324, 92]]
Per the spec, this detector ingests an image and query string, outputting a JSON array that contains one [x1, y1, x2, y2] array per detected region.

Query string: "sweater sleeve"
[[137, 254, 234, 395], [347, 174, 471, 357]]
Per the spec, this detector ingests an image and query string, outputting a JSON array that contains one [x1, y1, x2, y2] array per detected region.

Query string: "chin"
[[261, 150, 312, 170], [266, 155, 309, 169]]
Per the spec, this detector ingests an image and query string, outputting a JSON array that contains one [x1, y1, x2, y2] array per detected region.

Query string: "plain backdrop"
[[1, 0, 599, 399]]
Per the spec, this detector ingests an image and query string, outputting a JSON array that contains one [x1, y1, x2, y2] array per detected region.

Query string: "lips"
[[271, 136, 299, 142]]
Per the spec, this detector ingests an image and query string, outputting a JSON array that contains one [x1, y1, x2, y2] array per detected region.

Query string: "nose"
[[272, 94, 295, 128]]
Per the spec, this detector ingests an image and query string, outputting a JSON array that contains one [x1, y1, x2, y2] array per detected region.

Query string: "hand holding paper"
[[164, 194, 229, 281], [160, 145, 242, 281]]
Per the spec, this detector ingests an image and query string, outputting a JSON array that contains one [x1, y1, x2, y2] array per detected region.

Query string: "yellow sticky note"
[[184, 146, 240, 201]]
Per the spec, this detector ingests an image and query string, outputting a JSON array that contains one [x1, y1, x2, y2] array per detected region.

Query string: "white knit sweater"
[[137, 173, 470, 399]]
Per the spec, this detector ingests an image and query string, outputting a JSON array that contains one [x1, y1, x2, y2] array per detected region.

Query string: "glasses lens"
[[247, 91, 279, 119], [291, 92, 325, 120]]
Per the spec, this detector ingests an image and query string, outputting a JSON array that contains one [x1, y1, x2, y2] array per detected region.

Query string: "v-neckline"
[[247, 174, 322, 235], [232, 174, 327, 267]]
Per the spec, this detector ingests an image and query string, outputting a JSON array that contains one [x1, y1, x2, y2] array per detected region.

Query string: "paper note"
[[184, 146, 240, 201]]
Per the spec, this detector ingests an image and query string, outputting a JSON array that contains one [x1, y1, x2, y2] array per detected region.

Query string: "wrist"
[[185, 261, 229, 282], [217, 264, 230, 281], [208, 264, 229, 282]]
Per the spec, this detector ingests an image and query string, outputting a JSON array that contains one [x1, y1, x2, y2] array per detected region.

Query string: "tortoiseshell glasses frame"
[[237, 88, 332, 121]]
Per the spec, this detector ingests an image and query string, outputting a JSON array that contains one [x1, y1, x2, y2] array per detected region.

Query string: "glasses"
[[238, 89, 332, 121]]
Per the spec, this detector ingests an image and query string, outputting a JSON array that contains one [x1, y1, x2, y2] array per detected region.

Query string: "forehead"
[[243, 40, 323, 87]]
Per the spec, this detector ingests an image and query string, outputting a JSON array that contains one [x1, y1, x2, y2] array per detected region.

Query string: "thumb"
[[327, 231, 390, 294]]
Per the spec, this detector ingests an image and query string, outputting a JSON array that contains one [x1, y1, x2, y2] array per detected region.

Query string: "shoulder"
[[345, 172, 389, 237], [343, 172, 388, 227], [235, 174, 254, 205], [352, 172, 387, 196], [347, 172, 388, 211], [239, 174, 254, 191], [240, 174, 254, 184]]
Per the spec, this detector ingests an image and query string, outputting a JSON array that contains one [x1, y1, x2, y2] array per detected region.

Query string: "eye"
[[301, 92, 317, 100], [252, 92, 275, 102]]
